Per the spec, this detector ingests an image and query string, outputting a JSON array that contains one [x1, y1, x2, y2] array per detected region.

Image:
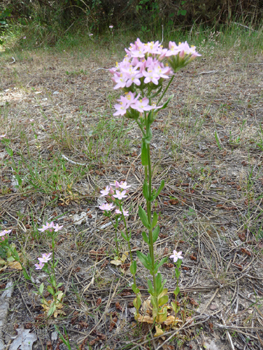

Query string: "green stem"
[[157, 75, 174, 105], [121, 208, 138, 290], [146, 136, 158, 311], [114, 219, 120, 258]]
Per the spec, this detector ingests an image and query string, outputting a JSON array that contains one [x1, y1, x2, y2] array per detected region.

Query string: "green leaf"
[[47, 303, 56, 317], [152, 212, 158, 228], [144, 128, 152, 144], [155, 180, 165, 198], [177, 259, 182, 268], [6, 147, 13, 157], [174, 286, 180, 297], [47, 285, 55, 295], [158, 295, 169, 307], [159, 95, 174, 111], [121, 231, 129, 241], [22, 269, 31, 281], [141, 140, 148, 166], [136, 251, 150, 270], [152, 225, 160, 243], [155, 273, 163, 294], [151, 295, 158, 310], [133, 295, 141, 311], [132, 283, 140, 294], [141, 231, 149, 244], [130, 260, 137, 275], [154, 257, 168, 274], [39, 283, 44, 295], [138, 206, 150, 228], [147, 279, 154, 295], [149, 86, 163, 99], [142, 180, 149, 200]]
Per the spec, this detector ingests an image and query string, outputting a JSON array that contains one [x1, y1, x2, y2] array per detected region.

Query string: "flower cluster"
[[0, 229, 11, 241], [35, 252, 52, 270], [110, 38, 200, 117], [99, 181, 130, 216], [38, 222, 63, 233]]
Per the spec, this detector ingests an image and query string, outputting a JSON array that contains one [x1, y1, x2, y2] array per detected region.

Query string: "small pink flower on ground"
[[38, 222, 55, 233], [35, 262, 45, 270], [53, 223, 63, 232], [113, 190, 127, 200], [89, 33, 93, 37], [0, 229, 12, 237], [170, 250, 183, 263], [0, 134, 7, 139], [119, 181, 131, 190], [110, 181, 120, 188], [109, 25, 113, 29], [100, 185, 111, 197], [99, 203, 115, 211], [38, 252, 52, 264], [115, 209, 129, 217]]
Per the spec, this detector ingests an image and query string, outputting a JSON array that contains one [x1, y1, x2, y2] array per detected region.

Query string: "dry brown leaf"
[[164, 315, 176, 326], [154, 325, 164, 337], [8, 261, 22, 270], [110, 260, 122, 266], [137, 314, 154, 323], [0, 258, 6, 266]]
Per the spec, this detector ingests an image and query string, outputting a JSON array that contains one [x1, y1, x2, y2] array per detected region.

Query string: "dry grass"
[[0, 28, 263, 349]]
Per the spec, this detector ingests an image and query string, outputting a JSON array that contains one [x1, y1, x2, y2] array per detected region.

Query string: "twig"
[[221, 315, 235, 350], [9, 57, 16, 64], [232, 22, 255, 31], [61, 154, 86, 166]]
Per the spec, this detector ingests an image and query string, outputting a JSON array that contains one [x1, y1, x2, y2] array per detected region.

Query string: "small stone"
[[51, 331, 58, 341], [210, 303, 218, 310]]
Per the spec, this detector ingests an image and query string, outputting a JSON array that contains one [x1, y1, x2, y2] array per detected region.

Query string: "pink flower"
[[0, 229, 12, 237], [38, 253, 52, 264], [38, 222, 55, 233], [131, 98, 155, 113], [123, 92, 140, 107], [113, 190, 127, 200], [53, 223, 63, 232], [170, 250, 183, 263], [113, 74, 127, 90], [0, 134, 7, 139], [99, 203, 115, 211], [100, 185, 111, 197], [144, 41, 163, 55], [109, 25, 113, 29], [115, 209, 129, 217], [110, 181, 120, 188], [113, 97, 129, 116], [166, 41, 180, 57], [35, 262, 44, 270], [119, 181, 131, 190]]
